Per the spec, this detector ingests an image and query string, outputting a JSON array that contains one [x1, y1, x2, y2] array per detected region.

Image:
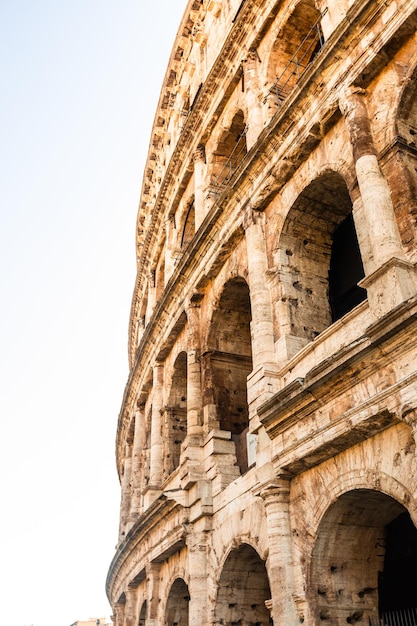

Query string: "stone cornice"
[[259, 295, 417, 472], [106, 495, 187, 604]]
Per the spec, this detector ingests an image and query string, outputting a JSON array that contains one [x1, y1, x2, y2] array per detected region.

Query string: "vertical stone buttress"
[[119, 440, 133, 540], [112, 602, 125, 626], [260, 478, 299, 625], [182, 298, 206, 484], [243, 205, 279, 420], [124, 586, 138, 626], [243, 206, 276, 370], [130, 404, 145, 519], [339, 86, 417, 317], [164, 216, 176, 283], [146, 271, 156, 322], [244, 49, 264, 149], [187, 531, 209, 626], [145, 363, 164, 507], [193, 146, 207, 230], [146, 562, 162, 626], [187, 298, 203, 437]]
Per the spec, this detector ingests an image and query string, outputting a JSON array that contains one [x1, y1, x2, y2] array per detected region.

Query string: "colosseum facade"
[[106, 1, 417, 624]]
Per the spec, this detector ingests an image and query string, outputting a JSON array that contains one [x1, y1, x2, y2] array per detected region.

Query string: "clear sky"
[[0, 1, 186, 625]]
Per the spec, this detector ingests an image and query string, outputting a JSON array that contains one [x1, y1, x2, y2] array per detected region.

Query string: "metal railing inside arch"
[[369, 607, 417, 625], [268, 15, 325, 107], [206, 124, 249, 200]]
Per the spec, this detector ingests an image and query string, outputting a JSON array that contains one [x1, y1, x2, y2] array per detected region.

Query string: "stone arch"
[[277, 170, 366, 344], [214, 543, 272, 626], [265, 0, 323, 109], [164, 350, 187, 478], [205, 276, 253, 473], [310, 488, 417, 624], [165, 577, 190, 626], [208, 108, 247, 197], [138, 600, 147, 626]]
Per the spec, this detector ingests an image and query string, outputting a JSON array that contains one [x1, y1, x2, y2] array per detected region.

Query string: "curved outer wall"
[[108, 0, 417, 624]]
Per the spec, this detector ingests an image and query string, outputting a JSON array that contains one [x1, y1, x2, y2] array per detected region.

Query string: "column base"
[[359, 256, 417, 319]]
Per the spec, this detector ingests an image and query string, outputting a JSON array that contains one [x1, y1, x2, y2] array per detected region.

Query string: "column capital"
[[338, 85, 376, 160], [257, 475, 292, 503], [242, 202, 264, 230], [193, 145, 206, 164]]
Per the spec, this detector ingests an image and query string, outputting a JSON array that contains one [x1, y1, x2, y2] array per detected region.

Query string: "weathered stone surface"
[[107, 1, 417, 624]]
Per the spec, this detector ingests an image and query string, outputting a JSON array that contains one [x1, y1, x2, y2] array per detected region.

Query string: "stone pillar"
[[244, 49, 264, 149], [187, 297, 203, 437], [164, 216, 176, 283], [260, 478, 299, 625], [119, 442, 133, 540], [113, 602, 125, 626], [145, 271, 156, 322], [200, 350, 219, 432], [187, 530, 209, 626], [243, 206, 276, 370], [124, 586, 138, 626], [193, 146, 207, 229], [147, 562, 162, 626], [339, 86, 417, 317], [137, 314, 145, 346], [130, 404, 146, 518], [145, 363, 164, 506]]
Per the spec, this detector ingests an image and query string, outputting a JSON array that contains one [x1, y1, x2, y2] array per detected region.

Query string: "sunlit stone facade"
[[107, 1, 417, 624]]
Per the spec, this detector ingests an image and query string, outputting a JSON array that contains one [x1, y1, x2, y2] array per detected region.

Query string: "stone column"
[[339, 86, 417, 317], [200, 350, 219, 432], [119, 442, 133, 540], [244, 49, 264, 149], [187, 530, 209, 626], [130, 404, 146, 518], [124, 586, 138, 626], [164, 216, 176, 284], [145, 363, 164, 506], [187, 297, 203, 437], [193, 146, 207, 229], [259, 478, 299, 625], [147, 562, 162, 626], [113, 602, 125, 626], [243, 205, 277, 372], [145, 271, 156, 322]]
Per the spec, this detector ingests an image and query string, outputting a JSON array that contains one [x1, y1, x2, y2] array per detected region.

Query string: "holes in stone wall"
[[278, 172, 366, 343]]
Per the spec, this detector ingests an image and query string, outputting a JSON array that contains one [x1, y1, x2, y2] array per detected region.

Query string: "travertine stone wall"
[[107, 0, 417, 624]]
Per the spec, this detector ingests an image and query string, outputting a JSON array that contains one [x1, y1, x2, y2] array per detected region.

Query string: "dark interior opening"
[[329, 213, 366, 321], [379, 511, 417, 614]]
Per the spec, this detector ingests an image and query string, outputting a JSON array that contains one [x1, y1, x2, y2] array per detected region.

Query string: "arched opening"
[[329, 212, 366, 321], [311, 489, 417, 625], [164, 351, 187, 477], [181, 201, 195, 248], [278, 172, 366, 344], [207, 277, 253, 473], [139, 600, 147, 626], [165, 578, 190, 626], [215, 543, 272, 625], [209, 110, 247, 196], [266, 0, 323, 108]]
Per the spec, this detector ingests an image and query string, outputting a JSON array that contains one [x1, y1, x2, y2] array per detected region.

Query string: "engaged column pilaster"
[[339, 86, 417, 318]]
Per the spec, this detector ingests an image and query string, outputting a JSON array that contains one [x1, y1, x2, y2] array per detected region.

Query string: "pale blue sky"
[[0, 2, 186, 625]]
